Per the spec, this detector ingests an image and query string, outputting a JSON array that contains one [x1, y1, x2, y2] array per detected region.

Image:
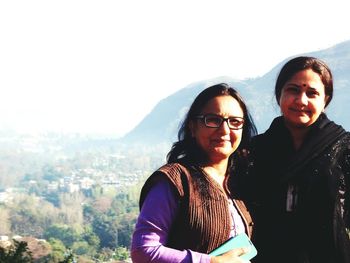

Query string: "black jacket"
[[237, 114, 350, 263]]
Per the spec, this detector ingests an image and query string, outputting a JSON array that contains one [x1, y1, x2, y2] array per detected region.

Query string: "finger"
[[231, 246, 250, 256]]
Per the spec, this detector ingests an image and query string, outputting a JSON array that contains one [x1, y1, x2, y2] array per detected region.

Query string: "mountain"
[[122, 77, 255, 144], [122, 40, 350, 145]]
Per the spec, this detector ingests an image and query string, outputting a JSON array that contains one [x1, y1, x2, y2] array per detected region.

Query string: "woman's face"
[[190, 95, 244, 164], [279, 69, 328, 129]]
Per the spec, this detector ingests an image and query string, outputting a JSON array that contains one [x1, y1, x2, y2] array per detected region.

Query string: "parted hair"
[[275, 56, 333, 107]]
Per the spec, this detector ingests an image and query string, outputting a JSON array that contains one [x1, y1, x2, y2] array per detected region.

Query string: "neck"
[[202, 159, 228, 187], [285, 123, 310, 150]]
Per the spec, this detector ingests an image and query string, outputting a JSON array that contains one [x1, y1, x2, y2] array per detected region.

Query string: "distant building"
[[66, 183, 80, 193], [0, 236, 11, 248], [0, 191, 12, 203], [79, 177, 94, 189], [0, 236, 9, 241], [47, 182, 59, 191], [12, 235, 23, 240]]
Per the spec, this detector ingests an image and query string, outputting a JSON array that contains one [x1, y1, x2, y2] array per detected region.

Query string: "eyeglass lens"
[[205, 115, 243, 129]]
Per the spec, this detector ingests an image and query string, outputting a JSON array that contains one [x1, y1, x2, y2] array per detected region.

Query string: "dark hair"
[[167, 83, 257, 168], [275, 56, 333, 107]]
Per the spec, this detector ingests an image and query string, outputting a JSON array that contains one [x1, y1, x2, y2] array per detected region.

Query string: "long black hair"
[[167, 83, 257, 170]]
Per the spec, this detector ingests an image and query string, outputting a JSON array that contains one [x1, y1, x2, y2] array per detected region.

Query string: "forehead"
[[285, 69, 324, 90], [201, 95, 243, 116]]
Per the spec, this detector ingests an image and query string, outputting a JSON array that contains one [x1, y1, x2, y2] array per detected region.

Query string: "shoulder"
[[334, 132, 350, 154], [344, 132, 350, 147], [248, 133, 269, 157], [331, 133, 350, 175], [340, 132, 350, 164], [251, 133, 265, 146], [140, 163, 191, 207], [157, 163, 192, 191], [158, 163, 191, 177]]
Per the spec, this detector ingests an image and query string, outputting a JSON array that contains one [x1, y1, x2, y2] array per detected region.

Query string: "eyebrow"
[[202, 113, 244, 118], [286, 83, 318, 90]]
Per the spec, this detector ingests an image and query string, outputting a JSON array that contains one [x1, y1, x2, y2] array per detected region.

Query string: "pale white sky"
[[1, 0, 349, 137]]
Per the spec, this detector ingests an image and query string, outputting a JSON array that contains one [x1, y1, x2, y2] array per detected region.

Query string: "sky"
[[1, 0, 350, 137]]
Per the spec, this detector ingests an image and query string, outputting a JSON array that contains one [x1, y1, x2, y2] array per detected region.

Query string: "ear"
[[322, 95, 329, 112], [324, 95, 330, 108]]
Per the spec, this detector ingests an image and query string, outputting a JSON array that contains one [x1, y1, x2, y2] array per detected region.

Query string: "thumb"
[[231, 246, 250, 257]]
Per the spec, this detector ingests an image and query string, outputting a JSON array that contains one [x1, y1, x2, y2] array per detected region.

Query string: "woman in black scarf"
[[239, 56, 350, 262]]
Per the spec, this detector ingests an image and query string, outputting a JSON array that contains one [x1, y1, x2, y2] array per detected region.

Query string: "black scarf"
[[250, 114, 350, 263], [261, 113, 347, 183]]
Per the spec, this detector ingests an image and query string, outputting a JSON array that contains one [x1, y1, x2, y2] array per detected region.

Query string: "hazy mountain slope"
[[122, 77, 254, 144], [122, 40, 350, 145]]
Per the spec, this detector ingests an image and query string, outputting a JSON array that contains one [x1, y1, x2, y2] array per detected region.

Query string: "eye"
[[306, 89, 319, 98], [228, 118, 241, 125], [285, 86, 299, 93], [228, 117, 244, 128], [205, 115, 222, 126]]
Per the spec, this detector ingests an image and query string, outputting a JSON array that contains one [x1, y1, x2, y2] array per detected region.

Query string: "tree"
[[0, 239, 33, 263], [113, 247, 129, 261], [20, 237, 51, 262], [59, 249, 76, 263], [42, 165, 64, 182], [0, 207, 11, 235], [92, 213, 118, 248], [47, 238, 66, 263], [44, 224, 81, 248], [82, 226, 100, 248], [71, 241, 94, 256], [45, 192, 61, 207]]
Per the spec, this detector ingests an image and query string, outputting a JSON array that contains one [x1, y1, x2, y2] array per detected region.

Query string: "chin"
[[290, 121, 312, 129], [286, 116, 310, 125], [212, 149, 232, 158]]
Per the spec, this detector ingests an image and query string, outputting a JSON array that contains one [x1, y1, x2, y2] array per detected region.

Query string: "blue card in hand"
[[209, 233, 257, 261]]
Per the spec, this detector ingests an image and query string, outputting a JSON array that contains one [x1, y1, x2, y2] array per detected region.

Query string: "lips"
[[289, 107, 310, 115], [212, 139, 231, 145]]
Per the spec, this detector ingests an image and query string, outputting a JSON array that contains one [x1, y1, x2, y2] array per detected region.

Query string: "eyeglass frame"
[[194, 114, 245, 130]]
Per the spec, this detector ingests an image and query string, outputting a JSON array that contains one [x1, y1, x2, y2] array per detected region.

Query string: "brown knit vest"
[[139, 163, 253, 253]]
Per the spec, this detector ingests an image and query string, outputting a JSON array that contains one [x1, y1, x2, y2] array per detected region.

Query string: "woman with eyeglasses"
[[131, 83, 257, 263], [237, 56, 350, 263]]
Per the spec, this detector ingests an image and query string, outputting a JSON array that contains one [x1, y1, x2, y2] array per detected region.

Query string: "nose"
[[218, 119, 231, 133], [295, 92, 308, 105]]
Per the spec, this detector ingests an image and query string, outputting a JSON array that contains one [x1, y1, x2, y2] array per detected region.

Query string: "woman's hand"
[[210, 247, 250, 263]]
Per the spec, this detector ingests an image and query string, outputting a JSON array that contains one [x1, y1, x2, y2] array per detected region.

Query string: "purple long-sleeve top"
[[131, 178, 245, 263]]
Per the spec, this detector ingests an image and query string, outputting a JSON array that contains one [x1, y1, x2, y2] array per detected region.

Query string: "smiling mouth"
[[213, 139, 230, 144], [290, 108, 310, 114]]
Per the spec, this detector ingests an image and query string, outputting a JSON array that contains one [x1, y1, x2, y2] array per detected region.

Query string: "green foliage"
[[47, 238, 66, 263], [115, 213, 138, 247], [44, 192, 61, 207], [0, 240, 33, 263], [82, 226, 100, 248], [71, 241, 96, 256], [113, 247, 129, 261], [10, 202, 47, 237], [42, 165, 64, 182], [0, 131, 169, 263], [44, 224, 81, 248], [28, 181, 45, 196], [0, 207, 11, 235], [1, 151, 146, 262], [90, 185, 104, 199], [59, 249, 76, 263], [82, 205, 96, 224], [94, 247, 115, 261], [92, 213, 118, 248]]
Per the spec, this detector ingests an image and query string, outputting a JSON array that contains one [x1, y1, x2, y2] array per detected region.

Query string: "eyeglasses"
[[195, 114, 244, 130]]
